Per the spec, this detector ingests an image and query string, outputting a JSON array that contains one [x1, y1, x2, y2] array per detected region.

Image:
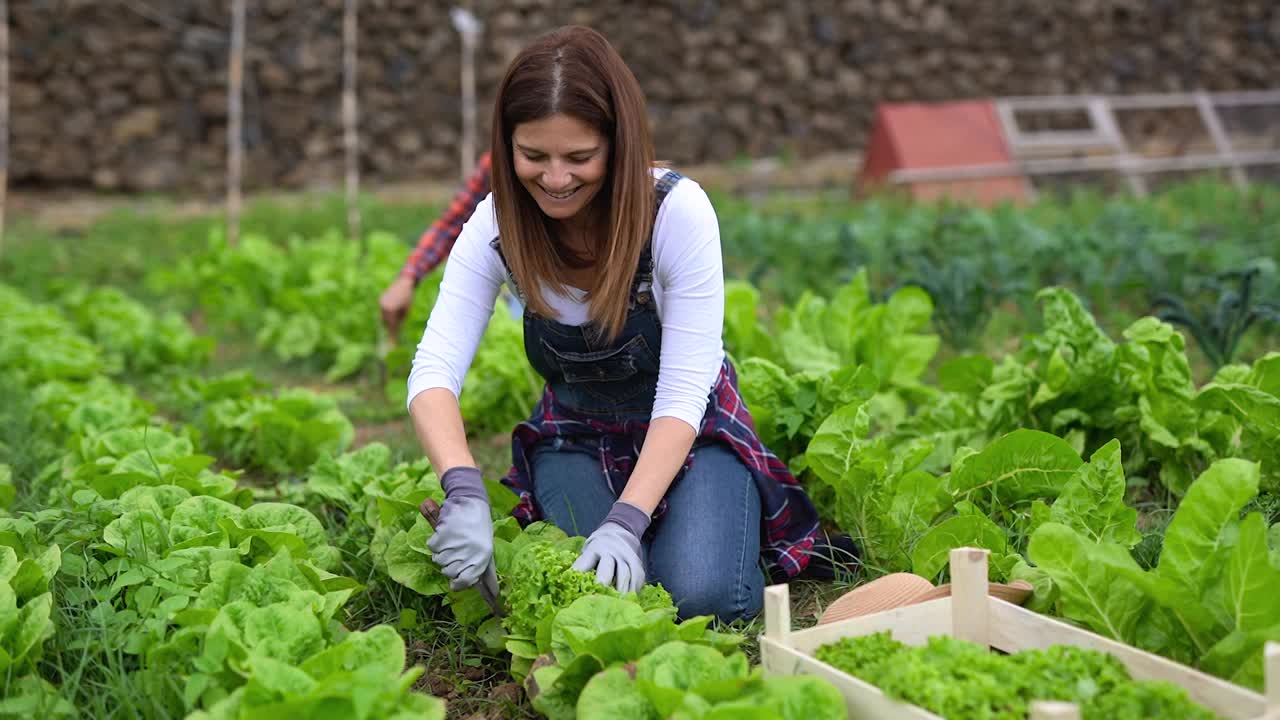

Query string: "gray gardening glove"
[[427, 466, 494, 592], [572, 500, 650, 594]]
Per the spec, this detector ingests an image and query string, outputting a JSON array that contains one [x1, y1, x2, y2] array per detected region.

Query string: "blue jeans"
[[531, 439, 765, 623]]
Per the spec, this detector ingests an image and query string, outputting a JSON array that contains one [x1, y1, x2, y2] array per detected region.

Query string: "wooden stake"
[[226, 0, 245, 247], [450, 9, 481, 181], [950, 547, 990, 648], [0, 0, 9, 257], [342, 0, 361, 248]]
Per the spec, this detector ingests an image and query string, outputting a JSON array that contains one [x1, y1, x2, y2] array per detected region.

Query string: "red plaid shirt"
[[401, 152, 493, 284]]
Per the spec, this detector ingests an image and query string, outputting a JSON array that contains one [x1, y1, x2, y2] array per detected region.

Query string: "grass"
[[0, 193, 439, 305], [40, 575, 179, 720], [1244, 491, 1280, 526]]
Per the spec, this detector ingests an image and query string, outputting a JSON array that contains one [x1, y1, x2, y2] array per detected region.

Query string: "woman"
[[407, 26, 830, 623]]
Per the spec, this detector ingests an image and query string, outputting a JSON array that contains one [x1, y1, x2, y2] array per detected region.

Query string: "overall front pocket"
[[539, 333, 659, 411]]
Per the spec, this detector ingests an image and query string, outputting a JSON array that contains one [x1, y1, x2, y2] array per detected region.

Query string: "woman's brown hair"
[[489, 26, 656, 341]]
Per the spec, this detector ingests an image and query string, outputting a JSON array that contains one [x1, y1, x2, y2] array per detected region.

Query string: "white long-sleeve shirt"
[[406, 171, 725, 432]]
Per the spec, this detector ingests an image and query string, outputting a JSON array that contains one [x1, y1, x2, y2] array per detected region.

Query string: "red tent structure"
[[856, 100, 1031, 205], [856, 92, 1280, 206]]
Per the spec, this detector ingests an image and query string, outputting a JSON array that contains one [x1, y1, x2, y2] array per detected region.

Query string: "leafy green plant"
[[0, 281, 451, 719], [456, 310, 545, 438], [527, 596, 754, 719], [278, 442, 506, 628], [149, 230, 409, 382], [0, 541, 60, 679], [43, 425, 249, 511], [730, 268, 941, 464], [815, 632, 1219, 719], [1195, 352, 1280, 493], [805, 407, 1126, 581], [736, 359, 878, 465], [28, 377, 155, 443], [1028, 458, 1280, 691], [574, 640, 847, 720], [379, 269, 543, 437], [194, 387, 355, 478], [1152, 265, 1280, 370], [719, 210, 869, 305], [0, 285, 104, 385], [886, 208, 1034, 351], [721, 281, 781, 368], [187, 625, 445, 719], [887, 287, 1242, 497], [500, 538, 675, 648], [891, 255, 999, 351], [56, 285, 213, 375], [771, 269, 939, 391]]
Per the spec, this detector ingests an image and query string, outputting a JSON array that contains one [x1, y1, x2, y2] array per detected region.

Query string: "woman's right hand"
[[426, 466, 495, 591]]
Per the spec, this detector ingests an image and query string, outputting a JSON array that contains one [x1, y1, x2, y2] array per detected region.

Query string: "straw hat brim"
[[816, 574, 1034, 626]]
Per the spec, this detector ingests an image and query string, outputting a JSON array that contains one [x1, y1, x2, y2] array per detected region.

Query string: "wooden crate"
[[760, 547, 1279, 720]]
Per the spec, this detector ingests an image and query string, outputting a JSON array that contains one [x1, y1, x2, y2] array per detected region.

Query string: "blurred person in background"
[[379, 152, 523, 340]]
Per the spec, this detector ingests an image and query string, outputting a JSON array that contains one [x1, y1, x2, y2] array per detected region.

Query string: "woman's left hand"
[[573, 500, 651, 594]]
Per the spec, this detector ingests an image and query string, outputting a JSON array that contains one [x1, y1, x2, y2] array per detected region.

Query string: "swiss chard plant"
[[806, 405, 1146, 588], [888, 287, 1244, 497], [1194, 351, 1280, 493], [1028, 458, 1280, 691], [728, 269, 941, 466], [736, 359, 878, 467]]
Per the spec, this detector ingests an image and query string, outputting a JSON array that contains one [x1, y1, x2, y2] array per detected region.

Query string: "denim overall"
[[493, 170, 678, 426], [492, 170, 767, 621], [523, 242, 663, 422]]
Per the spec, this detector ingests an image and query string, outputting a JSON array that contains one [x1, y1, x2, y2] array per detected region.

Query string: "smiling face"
[[512, 113, 610, 224]]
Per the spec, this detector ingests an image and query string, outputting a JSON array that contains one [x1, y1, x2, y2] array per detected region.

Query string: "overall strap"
[[488, 235, 524, 304], [633, 169, 684, 292]]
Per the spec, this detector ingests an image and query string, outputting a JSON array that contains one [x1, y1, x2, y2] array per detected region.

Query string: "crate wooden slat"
[[760, 548, 1275, 720], [986, 600, 1264, 715], [1028, 702, 1078, 720]]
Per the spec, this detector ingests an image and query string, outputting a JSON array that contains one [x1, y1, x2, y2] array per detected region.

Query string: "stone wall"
[[10, 0, 1279, 193]]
